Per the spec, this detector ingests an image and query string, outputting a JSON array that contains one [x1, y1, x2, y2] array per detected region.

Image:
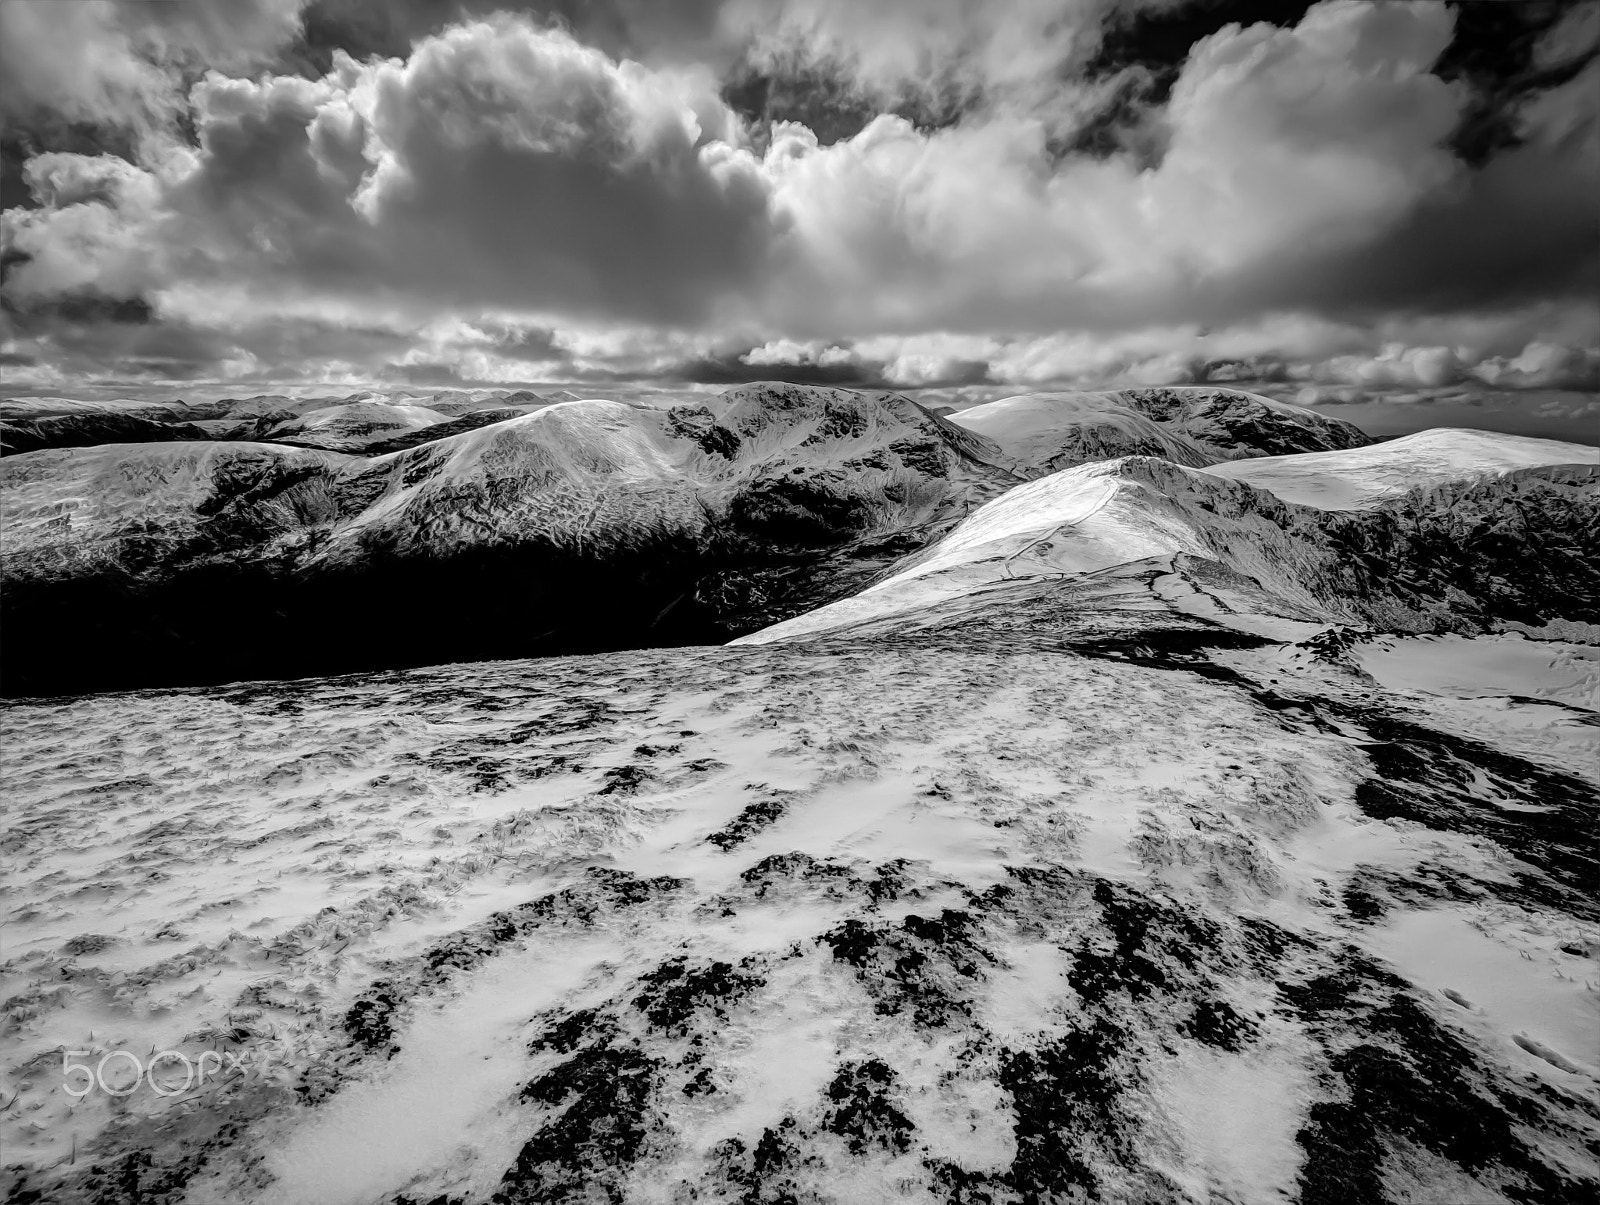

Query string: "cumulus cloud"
[[1, 0, 1595, 411], [716, 303, 1600, 396], [756, 0, 1527, 336], [141, 18, 778, 328], [1473, 342, 1600, 392], [1, 153, 166, 303]]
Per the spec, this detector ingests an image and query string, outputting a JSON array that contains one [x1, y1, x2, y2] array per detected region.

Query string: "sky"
[[0, 0, 1597, 437]]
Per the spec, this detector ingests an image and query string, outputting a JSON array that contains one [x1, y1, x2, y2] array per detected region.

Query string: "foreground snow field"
[[3, 589, 1596, 1203]]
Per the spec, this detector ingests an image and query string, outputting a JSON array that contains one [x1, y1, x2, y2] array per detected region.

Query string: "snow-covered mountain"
[[0, 409, 215, 456], [0, 387, 1017, 694], [1202, 427, 1599, 509], [741, 435, 1599, 647], [946, 386, 1370, 477], [256, 401, 456, 453], [4, 388, 1595, 697], [0, 391, 557, 457], [947, 392, 1222, 472], [1105, 386, 1372, 456]]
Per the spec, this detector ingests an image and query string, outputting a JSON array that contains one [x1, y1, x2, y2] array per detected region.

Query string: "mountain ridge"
[[2, 386, 1593, 696]]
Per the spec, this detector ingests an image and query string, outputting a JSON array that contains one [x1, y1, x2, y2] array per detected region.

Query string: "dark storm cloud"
[[1431, 0, 1599, 164], [680, 351, 883, 388], [1260, 141, 1600, 319], [285, 0, 731, 73]]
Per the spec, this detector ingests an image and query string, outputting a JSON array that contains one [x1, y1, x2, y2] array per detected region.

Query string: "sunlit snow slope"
[[1202, 428, 1599, 509], [743, 430, 1599, 645]]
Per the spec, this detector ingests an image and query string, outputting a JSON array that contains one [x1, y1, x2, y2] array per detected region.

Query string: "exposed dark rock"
[[821, 1060, 915, 1155], [500, 1040, 659, 1204], [632, 957, 765, 1035]]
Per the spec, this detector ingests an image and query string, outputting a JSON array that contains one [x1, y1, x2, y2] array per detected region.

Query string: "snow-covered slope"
[[0, 397, 193, 423], [946, 386, 1371, 479], [1203, 428, 1599, 509], [947, 392, 1219, 473], [0, 386, 1014, 694], [3, 592, 1595, 1204], [1, 441, 352, 577], [741, 443, 1600, 646], [0, 391, 564, 456], [0, 411, 214, 456], [259, 401, 454, 451]]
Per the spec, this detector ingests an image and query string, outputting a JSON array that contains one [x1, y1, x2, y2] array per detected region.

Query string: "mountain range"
[[2, 383, 1425, 697], [1, 383, 1596, 1205]]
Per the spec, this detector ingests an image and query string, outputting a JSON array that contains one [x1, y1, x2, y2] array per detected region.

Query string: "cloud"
[[0, 0, 307, 134], [723, 0, 1124, 122], [1, 0, 1595, 404], [1472, 342, 1600, 392], [144, 18, 780, 328], [1533, 2, 1600, 72], [757, 0, 1492, 334], [1, 153, 166, 303], [715, 306, 1600, 396]]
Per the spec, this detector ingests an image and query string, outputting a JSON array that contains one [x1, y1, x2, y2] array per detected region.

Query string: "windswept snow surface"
[[1348, 632, 1600, 711], [1202, 428, 1598, 510], [3, 590, 1596, 1204]]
